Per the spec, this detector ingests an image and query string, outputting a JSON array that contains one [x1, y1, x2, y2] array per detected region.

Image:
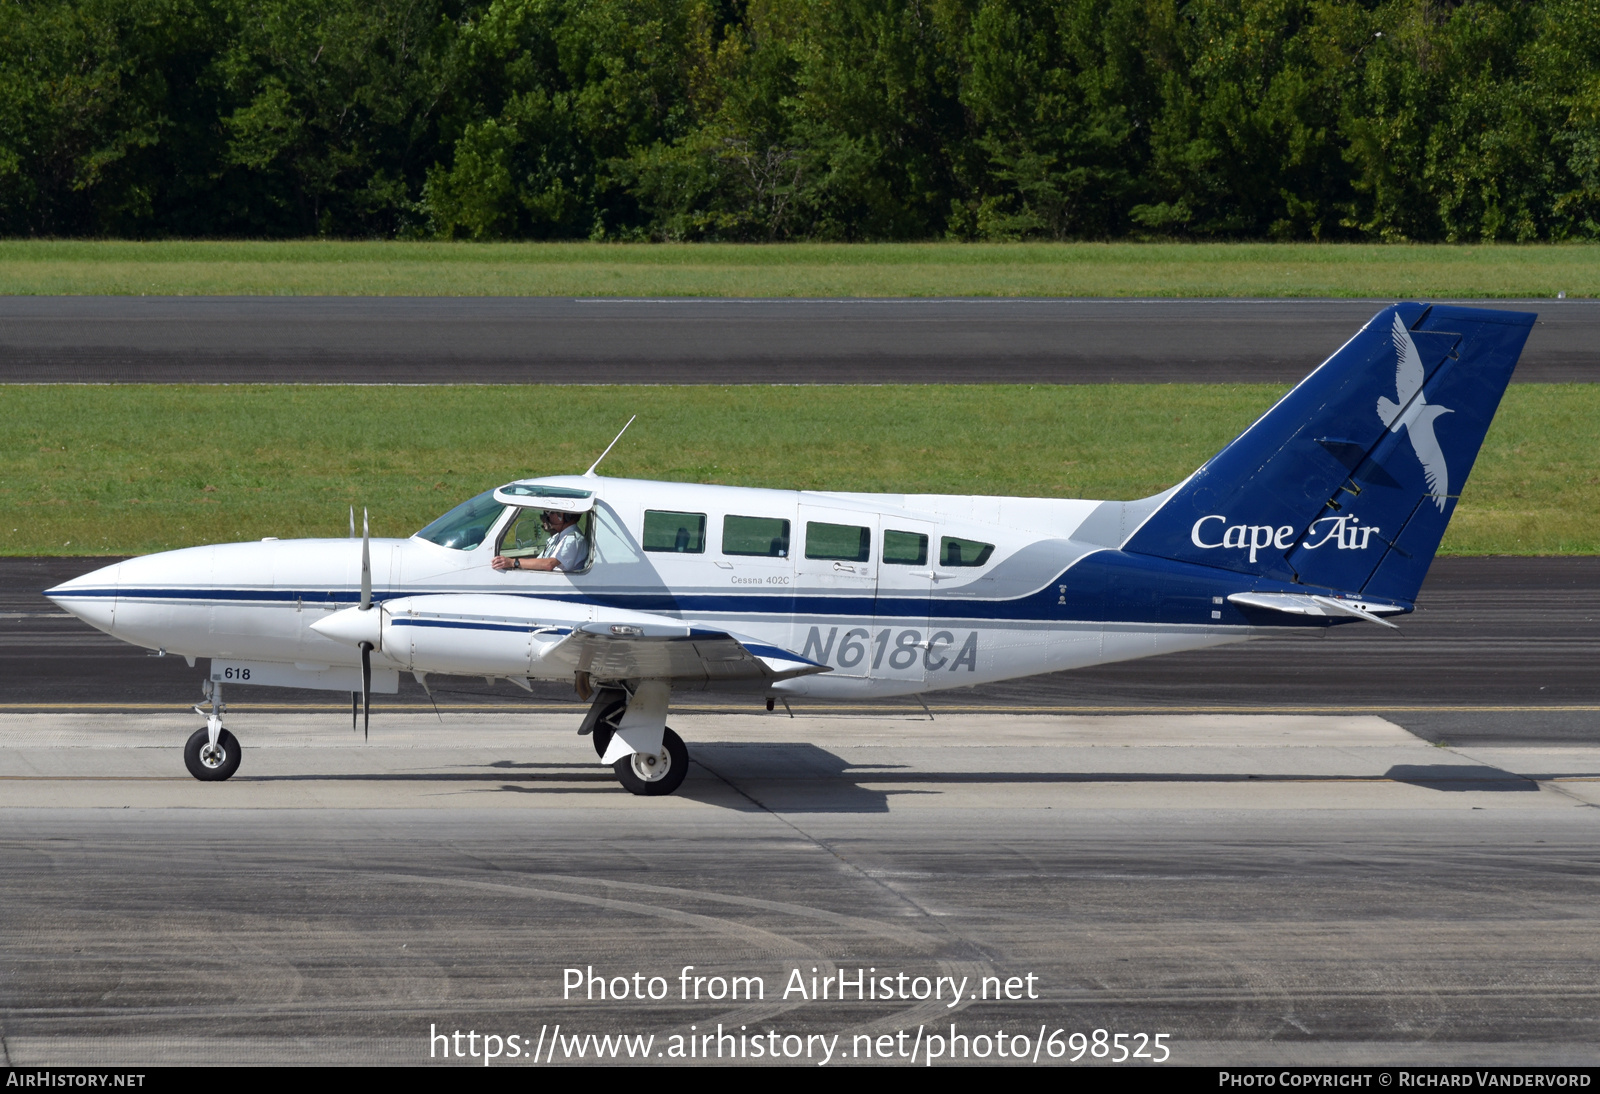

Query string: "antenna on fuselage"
[[584, 415, 637, 478]]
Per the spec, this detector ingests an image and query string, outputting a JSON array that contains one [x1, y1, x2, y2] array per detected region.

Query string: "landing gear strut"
[[184, 679, 241, 781], [579, 686, 689, 797]]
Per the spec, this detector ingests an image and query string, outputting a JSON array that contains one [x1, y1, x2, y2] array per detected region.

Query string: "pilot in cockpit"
[[491, 509, 589, 573]]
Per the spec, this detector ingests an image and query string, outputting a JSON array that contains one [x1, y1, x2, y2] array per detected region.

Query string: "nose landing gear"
[[184, 679, 241, 781]]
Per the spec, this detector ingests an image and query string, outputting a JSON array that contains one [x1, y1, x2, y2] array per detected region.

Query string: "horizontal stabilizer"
[[1226, 592, 1403, 628]]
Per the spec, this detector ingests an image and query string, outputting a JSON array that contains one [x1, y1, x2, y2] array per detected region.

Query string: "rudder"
[[1120, 303, 1534, 603]]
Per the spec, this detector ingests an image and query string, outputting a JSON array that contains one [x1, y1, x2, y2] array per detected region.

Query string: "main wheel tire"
[[590, 699, 626, 759], [184, 727, 241, 782], [613, 726, 688, 797]]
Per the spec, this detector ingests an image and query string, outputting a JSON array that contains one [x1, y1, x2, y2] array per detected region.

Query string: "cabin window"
[[723, 515, 790, 558], [940, 535, 994, 567], [882, 529, 929, 566], [805, 522, 871, 562], [642, 510, 707, 553], [415, 489, 504, 551]]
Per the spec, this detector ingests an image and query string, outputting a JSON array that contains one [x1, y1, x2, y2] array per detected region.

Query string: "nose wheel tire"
[[612, 727, 688, 797], [184, 727, 241, 782]]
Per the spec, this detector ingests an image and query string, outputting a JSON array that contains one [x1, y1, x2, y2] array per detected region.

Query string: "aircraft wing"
[[355, 593, 827, 684], [549, 621, 824, 683]]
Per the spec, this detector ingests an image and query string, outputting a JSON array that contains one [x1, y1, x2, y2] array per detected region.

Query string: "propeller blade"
[[351, 691, 358, 732], [357, 510, 376, 739], [359, 641, 372, 741], [349, 506, 355, 538], [359, 509, 371, 611]]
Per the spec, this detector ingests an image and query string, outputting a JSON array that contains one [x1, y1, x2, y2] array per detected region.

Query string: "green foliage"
[[955, 0, 1150, 239], [3, 0, 1600, 240]]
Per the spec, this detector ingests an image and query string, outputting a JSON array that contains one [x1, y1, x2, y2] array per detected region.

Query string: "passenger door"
[[872, 518, 937, 687], [793, 505, 878, 678]]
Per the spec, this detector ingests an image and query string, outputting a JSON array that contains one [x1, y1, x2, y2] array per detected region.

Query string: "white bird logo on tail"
[[1376, 313, 1453, 512]]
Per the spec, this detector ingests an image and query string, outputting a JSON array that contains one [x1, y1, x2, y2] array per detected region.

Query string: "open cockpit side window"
[[498, 508, 593, 571]]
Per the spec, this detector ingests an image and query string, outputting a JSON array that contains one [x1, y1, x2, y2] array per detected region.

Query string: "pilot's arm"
[[493, 554, 562, 572]]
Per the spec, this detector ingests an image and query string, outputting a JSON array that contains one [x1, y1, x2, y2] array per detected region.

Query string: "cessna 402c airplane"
[[47, 303, 1533, 797]]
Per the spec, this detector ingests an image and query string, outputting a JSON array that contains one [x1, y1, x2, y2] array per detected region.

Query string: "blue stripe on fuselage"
[[64, 551, 1401, 629]]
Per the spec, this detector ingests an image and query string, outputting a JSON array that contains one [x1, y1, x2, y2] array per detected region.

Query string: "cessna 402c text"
[[47, 303, 1534, 796]]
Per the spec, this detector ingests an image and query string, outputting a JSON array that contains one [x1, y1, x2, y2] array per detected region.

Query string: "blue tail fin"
[[1122, 303, 1534, 603]]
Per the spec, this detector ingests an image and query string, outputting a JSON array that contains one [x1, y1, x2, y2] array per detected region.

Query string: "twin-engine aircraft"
[[47, 303, 1534, 796]]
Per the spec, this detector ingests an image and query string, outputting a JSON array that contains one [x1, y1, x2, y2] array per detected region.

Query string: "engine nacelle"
[[312, 594, 593, 679]]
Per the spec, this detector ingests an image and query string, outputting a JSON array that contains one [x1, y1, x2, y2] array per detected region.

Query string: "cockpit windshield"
[[415, 489, 505, 550]]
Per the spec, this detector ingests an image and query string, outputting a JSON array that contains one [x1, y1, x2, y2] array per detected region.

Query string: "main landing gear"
[[582, 689, 689, 797], [175, 674, 690, 796], [184, 679, 241, 781]]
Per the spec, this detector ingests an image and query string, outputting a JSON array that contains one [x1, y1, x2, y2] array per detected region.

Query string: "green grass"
[[2, 384, 1593, 556], [0, 240, 1595, 297]]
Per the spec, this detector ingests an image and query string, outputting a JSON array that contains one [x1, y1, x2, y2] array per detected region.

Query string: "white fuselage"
[[46, 475, 1266, 699]]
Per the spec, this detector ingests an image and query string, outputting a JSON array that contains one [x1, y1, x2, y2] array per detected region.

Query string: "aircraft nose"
[[44, 560, 123, 632]]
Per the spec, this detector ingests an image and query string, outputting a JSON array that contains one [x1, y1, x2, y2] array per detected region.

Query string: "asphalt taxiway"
[[2, 712, 1598, 1065], [5, 563, 1598, 1065], [0, 296, 1590, 384]]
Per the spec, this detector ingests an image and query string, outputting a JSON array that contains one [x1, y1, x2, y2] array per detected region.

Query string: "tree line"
[[2, 0, 1596, 241]]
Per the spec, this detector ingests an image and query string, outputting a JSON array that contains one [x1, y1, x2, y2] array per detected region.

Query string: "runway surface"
[[7, 556, 1598, 745], [0, 296, 1590, 384], [2, 712, 1599, 1065]]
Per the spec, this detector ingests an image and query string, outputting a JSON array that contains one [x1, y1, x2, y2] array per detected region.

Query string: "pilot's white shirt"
[[541, 524, 587, 571]]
